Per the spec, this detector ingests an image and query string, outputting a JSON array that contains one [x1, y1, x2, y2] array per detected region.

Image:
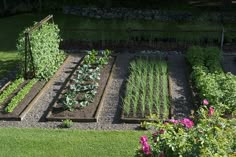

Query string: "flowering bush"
[[137, 100, 236, 157]]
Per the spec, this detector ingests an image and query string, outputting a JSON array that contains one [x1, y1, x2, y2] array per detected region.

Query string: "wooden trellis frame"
[[24, 15, 54, 79]]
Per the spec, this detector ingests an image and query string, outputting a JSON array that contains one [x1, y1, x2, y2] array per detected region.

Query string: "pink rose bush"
[[137, 99, 235, 156]]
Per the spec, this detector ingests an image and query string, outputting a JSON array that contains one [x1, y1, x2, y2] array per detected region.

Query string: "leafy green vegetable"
[[62, 50, 111, 111], [5, 79, 37, 113], [0, 78, 24, 104]]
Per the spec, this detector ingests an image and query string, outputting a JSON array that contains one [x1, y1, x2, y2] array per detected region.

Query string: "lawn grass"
[[0, 128, 146, 157]]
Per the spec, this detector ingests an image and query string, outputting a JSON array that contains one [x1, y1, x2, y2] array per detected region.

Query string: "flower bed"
[[46, 50, 115, 122], [121, 56, 170, 123]]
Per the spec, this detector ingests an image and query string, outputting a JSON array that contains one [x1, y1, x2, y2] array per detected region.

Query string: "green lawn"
[[0, 128, 146, 157]]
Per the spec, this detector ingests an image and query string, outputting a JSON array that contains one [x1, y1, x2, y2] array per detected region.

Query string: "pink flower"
[[140, 135, 148, 144], [203, 99, 209, 105], [140, 135, 152, 155], [142, 143, 151, 155], [208, 106, 214, 116], [180, 118, 194, 128], [169, 119, 179, 124]]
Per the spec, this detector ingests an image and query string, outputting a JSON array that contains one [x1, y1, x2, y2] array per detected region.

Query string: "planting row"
[[122, 57, 169, 122], [47, 50, 114, 122], [0, 79, 37, 112], [186, 46, 236, 116]]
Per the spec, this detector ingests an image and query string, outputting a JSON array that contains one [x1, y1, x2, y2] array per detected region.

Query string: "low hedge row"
[[186, 46, 236, 115]]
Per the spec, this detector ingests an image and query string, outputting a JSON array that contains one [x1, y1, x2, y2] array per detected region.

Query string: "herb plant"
[[123, 57, 169, 119]]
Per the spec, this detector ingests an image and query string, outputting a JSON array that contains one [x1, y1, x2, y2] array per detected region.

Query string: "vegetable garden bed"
[[46, 51, 116, 122], [0, 56, 69, 121], [121, 56, 170, 123]]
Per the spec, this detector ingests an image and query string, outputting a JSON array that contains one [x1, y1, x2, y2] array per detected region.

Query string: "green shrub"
[[186, 46, 236, 115], [17, 22, 65, 80], [61, 119, 73, 128], [137, 106, 236, 157]]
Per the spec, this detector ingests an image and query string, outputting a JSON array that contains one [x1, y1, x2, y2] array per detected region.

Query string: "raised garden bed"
[[0, 56, 70, 121], [46, 51, 116, 122], [121, 56, 170, 123]]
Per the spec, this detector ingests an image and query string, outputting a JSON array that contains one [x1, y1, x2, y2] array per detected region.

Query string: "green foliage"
[[0, 78, 24, 104], [137, 107, 236, 157], [123, 57, 169, 118], [17, 22, 65, 80], [186, 46, 236, 114], [5, 79, 37, 113], [62, 50, 111, 111], [61, 119, 73, 128]]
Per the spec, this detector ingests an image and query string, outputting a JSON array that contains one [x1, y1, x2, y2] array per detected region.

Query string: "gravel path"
[[168, 54, 193, 119], [0, 51, 194, 130], [223, 54, 236, 75], [0, 53, 140, 130]]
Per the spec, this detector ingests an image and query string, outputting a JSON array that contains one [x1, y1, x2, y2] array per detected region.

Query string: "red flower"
[[159, 129, 165, 134]]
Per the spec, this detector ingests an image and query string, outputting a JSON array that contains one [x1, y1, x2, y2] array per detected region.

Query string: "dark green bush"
[[186, 46, 236, 115]]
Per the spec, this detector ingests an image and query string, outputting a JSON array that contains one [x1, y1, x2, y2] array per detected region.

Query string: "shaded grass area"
[[0, 128, 145, 157], [0, 13, 236, 78], [1, 13, 236, 50], [0, 52, 19, 78]]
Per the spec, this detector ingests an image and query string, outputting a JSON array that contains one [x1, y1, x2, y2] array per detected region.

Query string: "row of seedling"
[[123, 57, 169, 119], [61, 50, 111, 111], [0, 78, 37, 112]]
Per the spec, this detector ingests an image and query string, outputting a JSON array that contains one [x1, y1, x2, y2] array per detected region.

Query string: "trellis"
[[24, 15, 54, 79]]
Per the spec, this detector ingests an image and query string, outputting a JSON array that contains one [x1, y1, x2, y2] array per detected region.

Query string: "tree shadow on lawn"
[[0, 60, 19, 78]]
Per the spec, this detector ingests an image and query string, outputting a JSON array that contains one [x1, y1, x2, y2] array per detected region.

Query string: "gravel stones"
[[63, 6, 236, 22]]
